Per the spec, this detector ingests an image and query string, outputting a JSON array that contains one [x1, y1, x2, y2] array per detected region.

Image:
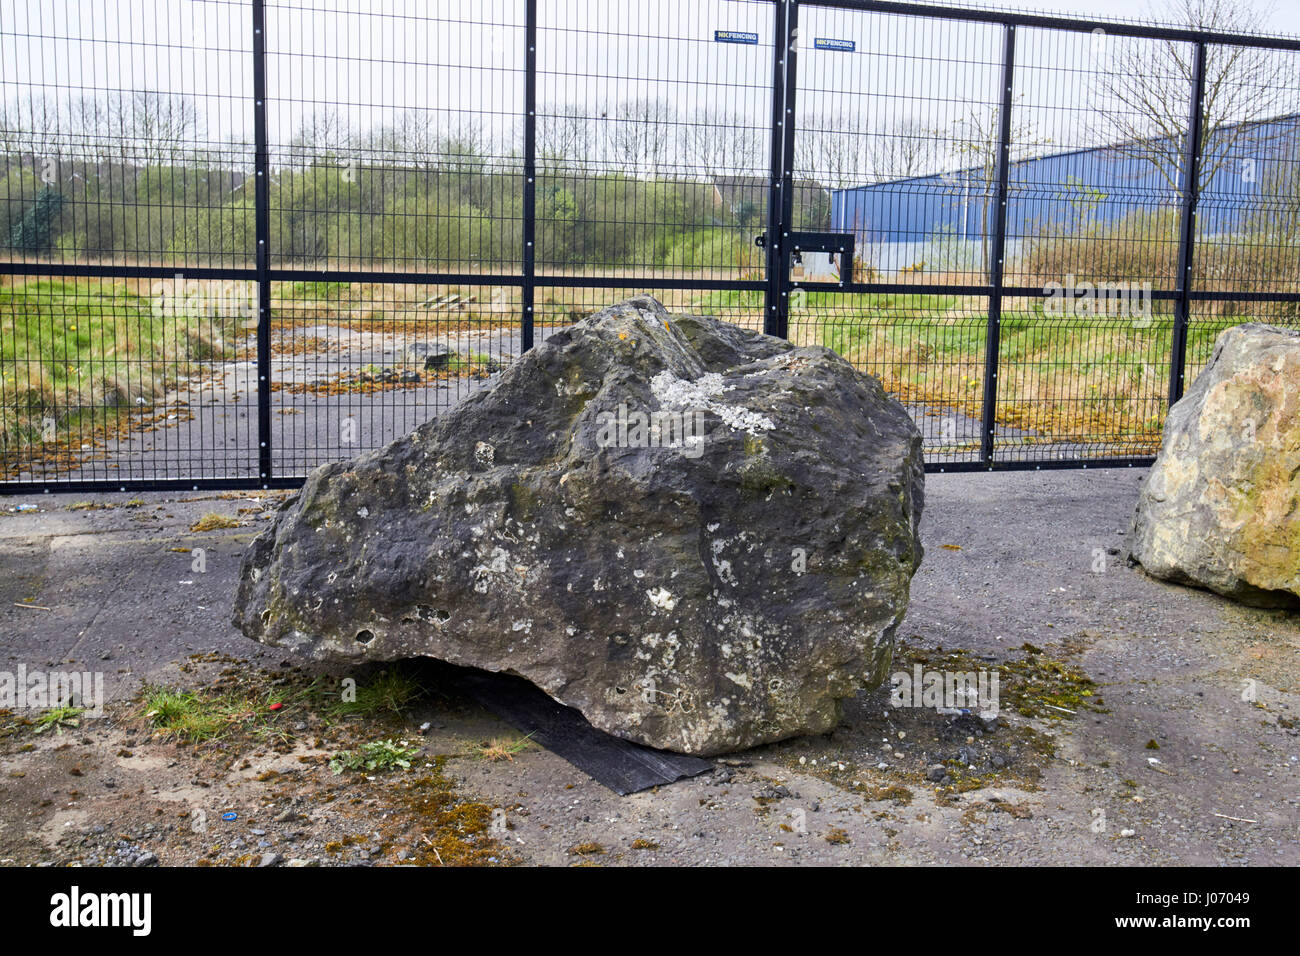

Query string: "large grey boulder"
[[1129, 323, 1300, 607], [233, 296, 924, 755]]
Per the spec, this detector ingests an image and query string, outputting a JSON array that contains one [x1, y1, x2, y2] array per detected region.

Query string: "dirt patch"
[[0, 657, 515, 867]]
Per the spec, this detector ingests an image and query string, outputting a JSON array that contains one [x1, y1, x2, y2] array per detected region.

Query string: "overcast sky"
[[989, 0, 1296, 35], [1, 0, 1296, 180]]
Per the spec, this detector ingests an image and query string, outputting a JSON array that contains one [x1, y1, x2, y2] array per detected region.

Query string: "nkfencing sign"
[[814, 37, 855, 52], [714, 30, 759, 44]]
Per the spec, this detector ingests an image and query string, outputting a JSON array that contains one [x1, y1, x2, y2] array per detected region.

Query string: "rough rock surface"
[[1129, 322, 1300, 607], [233, 296, 925, 754]]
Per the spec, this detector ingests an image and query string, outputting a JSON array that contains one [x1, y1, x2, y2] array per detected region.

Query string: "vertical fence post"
[[522, 0, 537, 352], [1169, 40, 1207, 407], [980, 23, 1015, 468], [252, 0, 272, 487], [776, 0, 799, 340], [764, 0, 792, 338]]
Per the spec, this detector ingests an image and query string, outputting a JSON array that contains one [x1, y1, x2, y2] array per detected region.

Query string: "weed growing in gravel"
[[141, 687, 231, 741], [31, 706, 83, 735], [329, 738, 420, 775], [476, 734, 535, 762]]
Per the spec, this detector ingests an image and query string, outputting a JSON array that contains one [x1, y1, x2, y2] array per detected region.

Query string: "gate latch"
[[754, 231, 855, 284]]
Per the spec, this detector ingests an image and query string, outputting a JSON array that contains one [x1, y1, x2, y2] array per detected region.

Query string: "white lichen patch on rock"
[[646, 587, 676, 610], [650, 369, 775, 436]]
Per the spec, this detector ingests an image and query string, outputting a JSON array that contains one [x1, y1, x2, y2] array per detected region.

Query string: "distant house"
[[710, 174, 839, 277], [830, 113, 1300, 274], [711, 174, 829, 228]]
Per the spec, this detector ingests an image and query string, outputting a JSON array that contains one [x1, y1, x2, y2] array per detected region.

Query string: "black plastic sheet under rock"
[[457, 669, 712, 795]]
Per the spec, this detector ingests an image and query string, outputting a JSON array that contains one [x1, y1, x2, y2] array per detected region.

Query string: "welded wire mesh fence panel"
[[786, 293, 987, 466], [0, 0, 255, 270], [1004, 27, 1190, 291], [4, 0, 1300, 491], [1192, 45, 1300, 297], [989, 25, 1187, 462], [263, 0, 526, 274], [0, 273, 259, 483], [796, 7, 1003, 284], [269, 279, 521, 474], [536, 0, 774, 281], [991, 295, 1174, 461]]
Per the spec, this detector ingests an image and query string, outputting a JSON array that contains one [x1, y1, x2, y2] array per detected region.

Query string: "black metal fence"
[[2, 0, 1298, 492]]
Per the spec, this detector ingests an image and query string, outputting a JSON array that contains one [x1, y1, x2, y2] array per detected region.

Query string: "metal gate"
[[2, 0, 1299, 493]]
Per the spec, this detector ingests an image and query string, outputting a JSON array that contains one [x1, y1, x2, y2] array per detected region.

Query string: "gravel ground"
[[0, 466, 1296, 866]]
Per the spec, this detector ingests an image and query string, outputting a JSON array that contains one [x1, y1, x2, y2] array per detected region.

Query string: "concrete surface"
[[0, 467, 1296, 866]]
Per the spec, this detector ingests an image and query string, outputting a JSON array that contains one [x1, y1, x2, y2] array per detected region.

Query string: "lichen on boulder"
[[233, 296, 925, 754], [1128, 322, 1300, 607]]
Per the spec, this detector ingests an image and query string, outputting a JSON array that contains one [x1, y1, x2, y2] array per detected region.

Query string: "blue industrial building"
[[829, 113, 1300, 274]]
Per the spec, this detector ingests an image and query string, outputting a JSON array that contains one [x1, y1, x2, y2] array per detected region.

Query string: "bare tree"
[[682, 108, 762, 181], [795, 111, 868, 189], [66, 95, 113, 163], [284, 109, 352, 168], [538, 103, 598, 174], [951, 96, 1049, 276], [606, 98, 676, 178], [363, 109, 442, 170], [436, 117, 491, 174], [0, 94, 68, 162], [106, 91, 202, 165], [866, 116, 945, 181], [1096, 0, 1296, 192]]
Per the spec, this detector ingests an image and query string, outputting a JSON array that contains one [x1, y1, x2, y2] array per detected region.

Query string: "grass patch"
[[475, 734, 536, 763], [189, 512, 239, 532], [330, 668, 423, 719], [140, 680, 307, 744], [285, 280, 350, 300], [0, 278, 239, 477], [141, 687, 228, 741]]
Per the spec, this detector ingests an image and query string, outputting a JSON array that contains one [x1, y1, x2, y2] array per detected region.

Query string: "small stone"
[[258, 852, 283, 867]]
